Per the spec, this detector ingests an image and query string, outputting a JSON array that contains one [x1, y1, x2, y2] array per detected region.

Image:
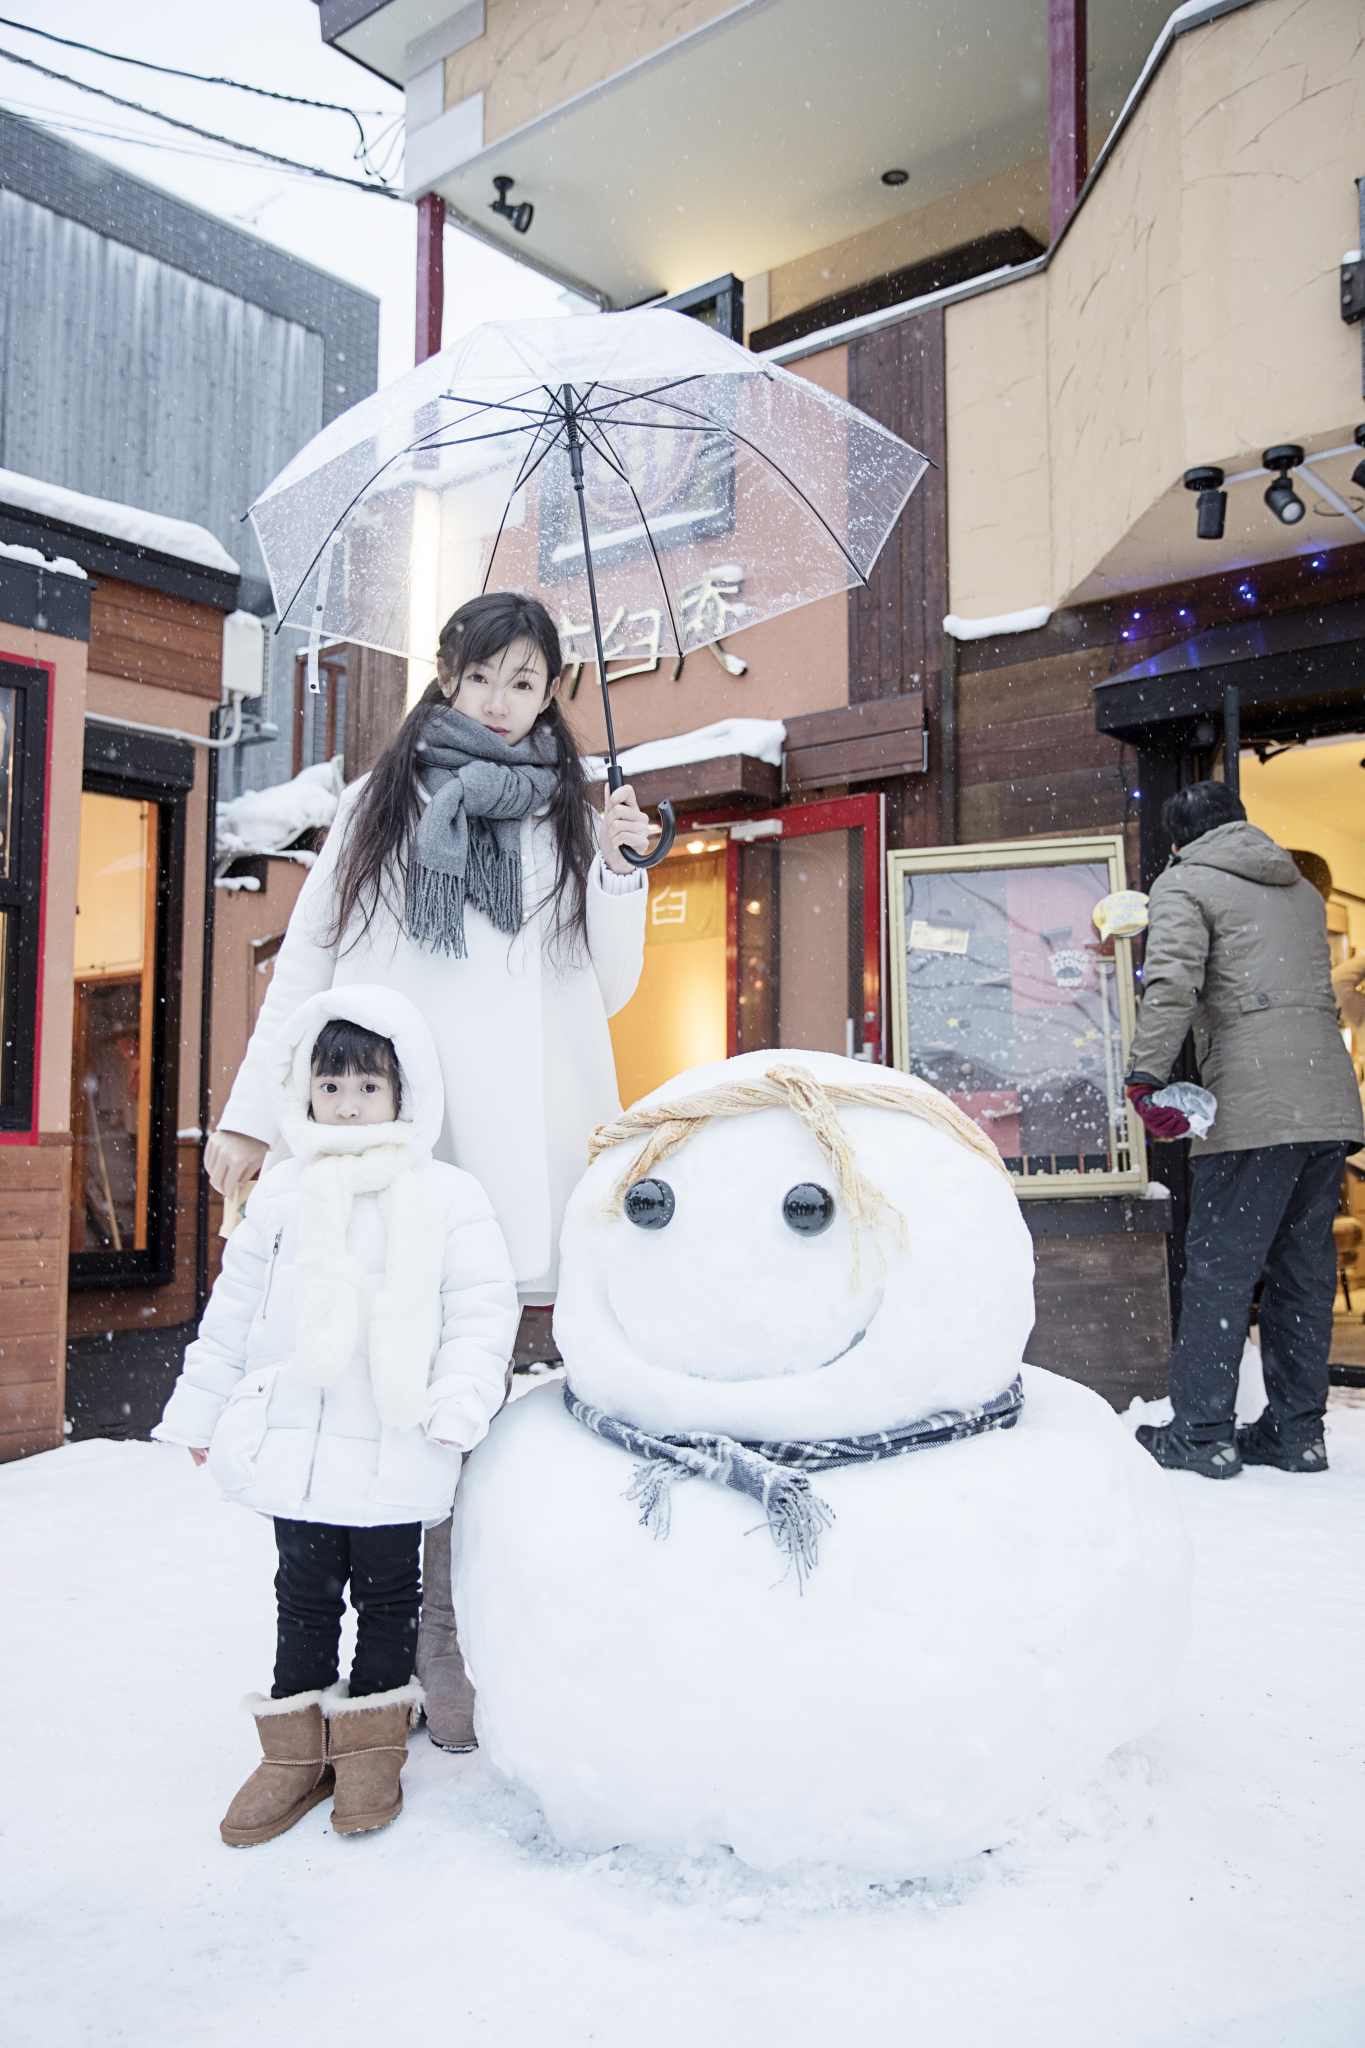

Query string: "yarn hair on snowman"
[[589, 1061, 1011, 1284]]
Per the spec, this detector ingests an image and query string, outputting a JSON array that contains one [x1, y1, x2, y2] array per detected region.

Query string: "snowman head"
[[554, 1050, 1036, 1442]]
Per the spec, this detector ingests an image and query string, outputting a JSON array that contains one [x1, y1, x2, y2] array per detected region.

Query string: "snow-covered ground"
[[5, 1389, 1364, 2048]]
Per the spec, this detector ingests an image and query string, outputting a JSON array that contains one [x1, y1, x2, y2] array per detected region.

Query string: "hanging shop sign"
[[887, 834, 1147, 1199]]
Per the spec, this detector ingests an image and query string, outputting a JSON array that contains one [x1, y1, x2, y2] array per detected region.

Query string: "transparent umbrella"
[[250, 309, 928, 867]]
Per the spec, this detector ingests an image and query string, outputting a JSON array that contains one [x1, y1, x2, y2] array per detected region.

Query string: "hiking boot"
[[1135, 1423, 1242, 1479], [1236, 1416, 1328, 1474], [324, 1680, 424, 1836], [220, 1692, 334, 1847]]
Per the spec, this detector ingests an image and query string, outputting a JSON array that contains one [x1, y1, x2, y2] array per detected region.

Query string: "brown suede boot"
[[324, 1681, 424, 1836], [220, 1692, 335, 1848], [415, 1514, 478, 1752]]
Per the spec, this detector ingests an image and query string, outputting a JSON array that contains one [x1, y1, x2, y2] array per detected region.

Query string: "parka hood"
[[269, 986, 445, 1165], [1173, 821, 1300, 888]]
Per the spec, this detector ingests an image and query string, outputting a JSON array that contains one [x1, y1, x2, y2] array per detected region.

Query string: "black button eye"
[[782, 1183, 835, 1235], [623, 1178, 675, 1229]]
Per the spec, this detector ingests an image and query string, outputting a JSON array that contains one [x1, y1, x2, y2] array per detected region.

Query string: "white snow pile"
[[4, 1392, 1363, 2046], [582, 716, 786, 782], [215, 757, 343, 876], [456, 1050, 1191, 1876], [0, 466, 239, 574], [0, 538, 86, 579]]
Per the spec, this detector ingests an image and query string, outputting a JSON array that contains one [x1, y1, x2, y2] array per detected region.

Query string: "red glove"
[[1126, 1083, 1190, 1141]]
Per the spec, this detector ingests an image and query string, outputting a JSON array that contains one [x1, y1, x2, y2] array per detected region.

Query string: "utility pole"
[[416, 192, 445, 364], [1049, 0, 1087, 243]]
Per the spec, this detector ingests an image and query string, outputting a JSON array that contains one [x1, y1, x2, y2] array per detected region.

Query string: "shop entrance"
[[609, 793, 884, 1107]]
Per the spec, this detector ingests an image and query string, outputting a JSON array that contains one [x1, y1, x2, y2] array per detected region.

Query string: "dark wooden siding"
[[0, 1141, 70, 1461], [88, 578, 225, 699], [846, 310, 949, 848]]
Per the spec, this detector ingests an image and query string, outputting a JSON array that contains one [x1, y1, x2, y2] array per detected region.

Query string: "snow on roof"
[[0, 468, 239, 576], [582, 718, 786, 782], [943, 606, 1052, 641], [0, 538, 86, 580]]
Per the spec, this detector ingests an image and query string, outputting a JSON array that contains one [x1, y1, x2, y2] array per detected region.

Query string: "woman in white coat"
[[207, 592, 650, 1744]]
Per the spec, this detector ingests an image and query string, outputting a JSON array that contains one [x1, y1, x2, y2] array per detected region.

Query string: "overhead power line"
[[0, 16, 393, 140], [0, 43, 405, 198]]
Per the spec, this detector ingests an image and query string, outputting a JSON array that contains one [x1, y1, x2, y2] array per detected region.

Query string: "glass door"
[[608, 793, 884, 1106]]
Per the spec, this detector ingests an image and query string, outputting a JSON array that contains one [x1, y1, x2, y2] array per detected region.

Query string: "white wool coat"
[[219, 782, 646, 1299], [155, 987, 520, 1526]]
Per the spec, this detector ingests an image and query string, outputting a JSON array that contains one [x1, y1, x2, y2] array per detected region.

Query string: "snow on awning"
[[0, 538, 86, 579], [943, 606, 1051, 641], [0, 467, 238, 575], [215, 757, 343, 879], [582, 718, 786, 783]]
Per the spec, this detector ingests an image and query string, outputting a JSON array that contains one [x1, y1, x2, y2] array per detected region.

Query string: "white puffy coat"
[[155, 987, 520, 1527], [218, 782, 646, 1300]]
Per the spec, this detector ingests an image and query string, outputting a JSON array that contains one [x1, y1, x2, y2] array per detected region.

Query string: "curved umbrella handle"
[[617, 797, 676, 870]]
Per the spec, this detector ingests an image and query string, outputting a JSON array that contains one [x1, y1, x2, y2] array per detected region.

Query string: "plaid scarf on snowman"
[[563, 1375, 1023, 1586]]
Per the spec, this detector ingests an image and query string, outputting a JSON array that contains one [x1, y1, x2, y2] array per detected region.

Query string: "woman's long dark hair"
[[327, 592, 597, 960]]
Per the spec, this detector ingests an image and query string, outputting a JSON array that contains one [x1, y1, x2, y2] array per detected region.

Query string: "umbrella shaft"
[[563, 385, 623, 789]]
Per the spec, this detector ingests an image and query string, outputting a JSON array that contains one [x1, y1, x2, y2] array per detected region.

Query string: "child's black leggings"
[[272, 1518, 421, 1700]]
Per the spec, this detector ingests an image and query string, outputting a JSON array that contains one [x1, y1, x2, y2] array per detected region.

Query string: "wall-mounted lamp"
[[1262, 445, 1306, 525], [491, 175, 533, 234], [1183, 465, 1226, 540], [1351, 423, 1365, 491]]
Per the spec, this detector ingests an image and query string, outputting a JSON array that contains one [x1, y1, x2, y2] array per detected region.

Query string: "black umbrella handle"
[[608, 764, 676, 869], [563, 383, 677, 872]]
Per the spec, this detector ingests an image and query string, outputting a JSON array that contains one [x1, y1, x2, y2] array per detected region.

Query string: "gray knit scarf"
[[564, 1375, 1024, 1586], [407, 706, 561, 956]]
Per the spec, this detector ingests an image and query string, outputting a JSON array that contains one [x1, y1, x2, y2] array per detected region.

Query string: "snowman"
[[452, 1051, 1190, 1876]]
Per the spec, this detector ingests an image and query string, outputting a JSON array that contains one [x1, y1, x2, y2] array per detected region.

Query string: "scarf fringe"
[[406, 864, 469, 958]]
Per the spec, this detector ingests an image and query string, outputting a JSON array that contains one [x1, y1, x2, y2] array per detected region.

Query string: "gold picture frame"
[[887, 834, 1146, 1199]]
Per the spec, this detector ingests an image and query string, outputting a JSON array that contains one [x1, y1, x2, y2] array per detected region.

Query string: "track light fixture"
[[1262, 444, 1306, 524], [1351, 423, 1365, 492], [491, 175, 533, 234], [1183, 465, 1226, 540]]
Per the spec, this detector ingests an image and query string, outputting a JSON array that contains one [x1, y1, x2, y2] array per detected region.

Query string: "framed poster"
[[888, 835, 1146, 1199]]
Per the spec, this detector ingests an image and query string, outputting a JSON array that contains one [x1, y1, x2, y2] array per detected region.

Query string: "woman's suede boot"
[[324, 1680, 425, 1835], [220, 1691, 334, 1847], [415, 1513, 478, 1751]]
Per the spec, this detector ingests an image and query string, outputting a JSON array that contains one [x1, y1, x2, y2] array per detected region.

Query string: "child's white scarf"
[[287, 1122, 441, 1433]]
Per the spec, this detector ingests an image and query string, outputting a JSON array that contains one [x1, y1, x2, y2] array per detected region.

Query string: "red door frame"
[[670, 792, 886, 1064]]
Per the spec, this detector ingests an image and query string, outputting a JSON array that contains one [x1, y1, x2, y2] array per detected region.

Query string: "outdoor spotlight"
[[1183, 465, 1226, 540], [1351, 423, 1365, 491], [491, 175, 533, 234], [881, 168, 909, 186], [1262, 444, 1306, 524]]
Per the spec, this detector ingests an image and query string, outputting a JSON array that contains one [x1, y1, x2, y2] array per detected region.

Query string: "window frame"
[[68, 735, 190, 1290], [0, 655, 51, 1134], [887, 833, 1147, 1201]]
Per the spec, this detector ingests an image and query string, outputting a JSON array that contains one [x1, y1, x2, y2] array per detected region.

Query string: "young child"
[[154, 986, 518, 1846]]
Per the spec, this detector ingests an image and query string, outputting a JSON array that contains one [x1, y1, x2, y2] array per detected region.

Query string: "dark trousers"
[[1167, 1142, 1348, 1445], [272, 1518, 421, 1700]]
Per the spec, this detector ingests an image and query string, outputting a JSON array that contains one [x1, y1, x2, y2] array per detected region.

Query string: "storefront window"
[[889, 835, 1144, 1196], [610, 834, 731, 1104], [0, 660, 47, 1130], [70, 793, 160, 1254]]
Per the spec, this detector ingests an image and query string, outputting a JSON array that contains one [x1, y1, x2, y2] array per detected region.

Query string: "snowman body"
[[453, 1051, 1190, 1876]]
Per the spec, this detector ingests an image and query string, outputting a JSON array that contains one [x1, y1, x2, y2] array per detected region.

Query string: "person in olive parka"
[[1124, 782, 1363, 1479]]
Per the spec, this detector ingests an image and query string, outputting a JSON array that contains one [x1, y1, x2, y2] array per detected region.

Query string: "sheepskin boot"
[[220, 1691, 334, 1848], [415, 1513, 478, 1752], [324, 1680, 425, 1836]]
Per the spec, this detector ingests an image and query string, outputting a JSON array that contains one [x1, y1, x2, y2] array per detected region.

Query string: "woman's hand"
[[599, 783, 652, 874], [188, 1448, 209, 1467], [205, 1129, 269, 1204]]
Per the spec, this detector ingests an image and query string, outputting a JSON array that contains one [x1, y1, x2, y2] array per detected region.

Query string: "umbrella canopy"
[[250, 310, 929, 680]]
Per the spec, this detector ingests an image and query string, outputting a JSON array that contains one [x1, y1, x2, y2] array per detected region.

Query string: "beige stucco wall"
[[944, 0, 1365, 618], [444, 0, 736, 142], [769, 156, 1049, 326]]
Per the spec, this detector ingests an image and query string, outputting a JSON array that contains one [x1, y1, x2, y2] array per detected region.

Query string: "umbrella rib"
[[479, 419, 569, 595], [573, 415, 683, 654]]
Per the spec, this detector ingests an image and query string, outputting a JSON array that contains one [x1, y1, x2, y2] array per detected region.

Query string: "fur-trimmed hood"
[[269, 985, 445, 1167]]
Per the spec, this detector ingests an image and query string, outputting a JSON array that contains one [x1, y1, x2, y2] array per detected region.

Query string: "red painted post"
[[415, 191, 445, 363], [1049, 0, 1087, 243]]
